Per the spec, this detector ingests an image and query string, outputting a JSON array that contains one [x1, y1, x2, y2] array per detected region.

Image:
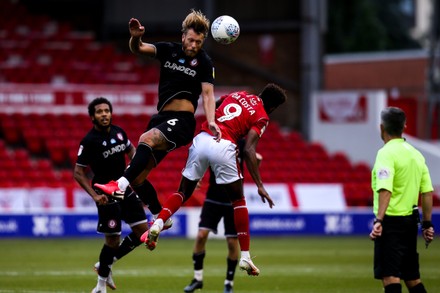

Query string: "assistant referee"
[[369, 107, 435, 293]]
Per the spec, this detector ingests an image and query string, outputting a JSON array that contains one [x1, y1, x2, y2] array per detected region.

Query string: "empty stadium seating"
[[0, 0, 160, 85], [1, 112, 439, 207], [0, 112, 376, 205]]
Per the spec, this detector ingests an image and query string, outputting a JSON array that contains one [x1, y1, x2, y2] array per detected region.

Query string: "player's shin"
[[232, 198, 250, 251], [133, 179, 162, 214], [98, 245, 117, 277], [124, 143, 153, 182], [157, 192, 185, 223], [114, 232, 142, 260]]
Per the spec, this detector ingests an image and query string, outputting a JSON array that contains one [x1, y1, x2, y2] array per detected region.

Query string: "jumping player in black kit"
[[74, 97, 159, 293], [94, 10, 221, 206]]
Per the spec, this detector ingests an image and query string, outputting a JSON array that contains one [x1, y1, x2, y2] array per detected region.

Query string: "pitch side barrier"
[[0, 183, 439, 237], [0, 210, 439, 238]]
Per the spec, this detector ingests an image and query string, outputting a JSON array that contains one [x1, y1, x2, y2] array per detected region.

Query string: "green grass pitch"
[[0, 236, 438, 292]]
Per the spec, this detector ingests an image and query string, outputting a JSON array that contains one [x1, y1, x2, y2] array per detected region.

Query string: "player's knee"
[[227, 239, 239, 252], [195, 237, 207, 248], [139, 132, 155, 147], [132, 223, 149, 238], [105, 236, 121, 249], [231, 198, 246, 208]]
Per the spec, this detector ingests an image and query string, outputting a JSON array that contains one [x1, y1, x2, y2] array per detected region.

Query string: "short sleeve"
[[420, 163, 434, 193], [251, 118, 269, 138], [374, 149, 394, 193], [198, 51, 214, 84], [76, 139, 90, 167], [153, 42, 171, 61]]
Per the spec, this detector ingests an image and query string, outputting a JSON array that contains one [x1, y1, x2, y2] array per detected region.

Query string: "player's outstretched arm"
[[128, 18, 155, 56], [244, 130, 274, 208], [201, 83, 221, 141]]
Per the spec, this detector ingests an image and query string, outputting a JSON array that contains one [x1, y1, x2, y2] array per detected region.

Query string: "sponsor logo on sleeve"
[[377, 168, 390, 180]]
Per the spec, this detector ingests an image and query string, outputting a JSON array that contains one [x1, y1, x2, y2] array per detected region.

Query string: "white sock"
[[154, 218, 164, 230], [241, 251, 250, 260], [224, 280, 233, 286], [117, 177, 129, 191], [97, 275, 107, 287], [194, 269, 203, 281]]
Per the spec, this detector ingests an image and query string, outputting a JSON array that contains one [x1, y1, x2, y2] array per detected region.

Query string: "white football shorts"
[[182, 132, 243, 184]]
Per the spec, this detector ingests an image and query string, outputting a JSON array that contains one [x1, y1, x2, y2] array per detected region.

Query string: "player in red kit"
[[142, 83, 287, 277]]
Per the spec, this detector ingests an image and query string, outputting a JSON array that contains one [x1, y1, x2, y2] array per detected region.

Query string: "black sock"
[[409, 283, 427, 293], [98, 245, 117, 277], [384, 283, 402, 293], [124, 143, 153, 182], [226, 257, 238, 281], [193, 251, 206, 270], [114, 232, 142, 260], [133, 179, 162, 214]]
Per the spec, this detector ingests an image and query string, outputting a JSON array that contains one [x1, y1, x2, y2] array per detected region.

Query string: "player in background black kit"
[[94, 9, 221, 208], [74, 97, 161, 293], [184, 139, 262, 293]]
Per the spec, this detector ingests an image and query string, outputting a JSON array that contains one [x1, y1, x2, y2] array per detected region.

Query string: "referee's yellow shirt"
[[372, 138, 433, 216]]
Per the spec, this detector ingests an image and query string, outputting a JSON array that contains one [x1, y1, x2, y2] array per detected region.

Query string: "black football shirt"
[[76, 125, 131, 185], [153, 42, 215, 112]]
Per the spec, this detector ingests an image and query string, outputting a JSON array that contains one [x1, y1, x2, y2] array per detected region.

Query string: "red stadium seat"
[[23, 128, 46, 155], [35, 159, 54, 172], [352, 162, 371, 183], [1, 117, 22, 145], [46, 139, 68, 166]]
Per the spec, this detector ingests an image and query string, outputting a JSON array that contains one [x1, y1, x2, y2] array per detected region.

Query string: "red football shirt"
[[201, 91, 269, 143]]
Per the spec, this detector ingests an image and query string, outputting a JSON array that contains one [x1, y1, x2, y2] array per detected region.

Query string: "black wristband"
[[422, 221, 433, 230], [374, 218, 383, 225]]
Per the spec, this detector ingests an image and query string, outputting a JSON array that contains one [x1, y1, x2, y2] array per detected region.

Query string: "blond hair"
[[182, 9, 210, 38]]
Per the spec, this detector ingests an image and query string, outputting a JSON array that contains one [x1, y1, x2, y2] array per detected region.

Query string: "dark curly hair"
[[259, 83, 287, 113], [88, 97, 113, 117]]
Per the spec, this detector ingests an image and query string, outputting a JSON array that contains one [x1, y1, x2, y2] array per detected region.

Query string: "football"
[[211, 15, 240, 45]]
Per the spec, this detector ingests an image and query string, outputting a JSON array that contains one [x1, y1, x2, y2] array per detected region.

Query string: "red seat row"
[[0, 1, 160, 85], [0, 113, 372, 184]]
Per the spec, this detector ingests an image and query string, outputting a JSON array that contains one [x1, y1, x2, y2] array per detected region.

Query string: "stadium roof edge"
[[324, 49, 429, 64]]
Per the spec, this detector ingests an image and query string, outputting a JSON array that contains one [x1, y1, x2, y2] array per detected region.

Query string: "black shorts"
[[199, 200, 237, 237], [373, 215, 420, 280], [96, 189, 147, 235], [147, 111, 196, 164]]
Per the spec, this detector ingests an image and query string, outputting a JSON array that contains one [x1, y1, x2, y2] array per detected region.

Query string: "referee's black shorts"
[[374, 215, 420, 280]]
